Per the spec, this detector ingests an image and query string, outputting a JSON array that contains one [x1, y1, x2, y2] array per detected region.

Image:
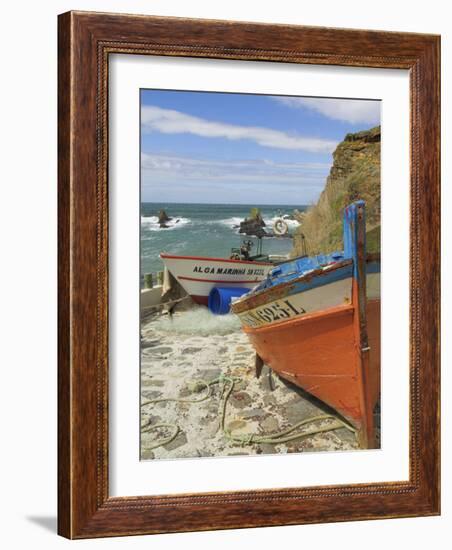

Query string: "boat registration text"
[[239, 298, 306, 328], [236, 277, 354, 329]]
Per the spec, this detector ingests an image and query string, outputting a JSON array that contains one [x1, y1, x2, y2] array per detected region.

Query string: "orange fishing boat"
[[231, 201, 380, 448]]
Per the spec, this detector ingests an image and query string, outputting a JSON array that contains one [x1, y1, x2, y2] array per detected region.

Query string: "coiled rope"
[[141, 374, 355, 451]]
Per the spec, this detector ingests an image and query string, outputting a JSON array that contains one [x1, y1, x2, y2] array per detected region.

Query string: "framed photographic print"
[[58, 11, 440, 538]]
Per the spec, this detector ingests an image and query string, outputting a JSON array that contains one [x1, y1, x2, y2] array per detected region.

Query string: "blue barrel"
[[208, 287, 249, 315]]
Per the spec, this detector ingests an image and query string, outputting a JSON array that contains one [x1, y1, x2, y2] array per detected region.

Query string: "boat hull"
[[232, 262, 380, 447], [242, 295, 380, 441], [231, 202, 381, 448], [160, 253, 273, 305]]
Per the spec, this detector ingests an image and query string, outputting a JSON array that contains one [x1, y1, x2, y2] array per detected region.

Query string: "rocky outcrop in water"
[[292, 126, 381, 256], [158, 209, 171, 228], [239, 207, 268, 238]]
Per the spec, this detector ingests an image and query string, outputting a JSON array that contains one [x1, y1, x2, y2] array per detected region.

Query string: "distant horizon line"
[[140, 200, 312, 207]]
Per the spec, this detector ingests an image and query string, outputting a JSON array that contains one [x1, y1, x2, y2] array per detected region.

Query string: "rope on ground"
[[140, 379, 216, 450], [141, 373, 355, 451]]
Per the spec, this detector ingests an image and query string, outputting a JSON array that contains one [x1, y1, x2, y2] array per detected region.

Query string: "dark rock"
[[239, 219, 268, 237], [249, 207, 266, 225], [158, 209, 172, 226], [238, 207, 268, 237]]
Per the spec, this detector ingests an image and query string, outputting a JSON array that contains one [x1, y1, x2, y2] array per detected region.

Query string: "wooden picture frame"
[[58, 11, 440, 538]]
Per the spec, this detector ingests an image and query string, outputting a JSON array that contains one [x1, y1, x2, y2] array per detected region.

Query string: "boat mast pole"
[[344, 201, 375, 449]]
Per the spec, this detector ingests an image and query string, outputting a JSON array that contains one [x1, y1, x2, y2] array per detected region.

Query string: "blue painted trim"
[[343, 200, 366, 281]]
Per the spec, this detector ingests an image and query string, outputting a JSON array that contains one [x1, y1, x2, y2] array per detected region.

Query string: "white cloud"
[[275, 97, 380, 125], [141, 106, 337, 153], [141, 153, 330, 185]]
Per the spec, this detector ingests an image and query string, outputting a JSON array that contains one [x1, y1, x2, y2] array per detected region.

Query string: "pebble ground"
[[140, 307, 364, 460]]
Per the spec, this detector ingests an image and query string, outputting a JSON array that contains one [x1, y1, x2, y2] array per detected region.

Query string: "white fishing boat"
[[160, 252, 273, 306], [161, 237, 289, 306]]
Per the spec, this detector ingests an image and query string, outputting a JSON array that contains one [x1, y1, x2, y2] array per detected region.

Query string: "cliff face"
[[292, 125, 381, 256]]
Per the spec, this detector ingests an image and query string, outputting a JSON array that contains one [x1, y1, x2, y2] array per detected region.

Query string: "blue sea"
[[141, 203, 308, 277]]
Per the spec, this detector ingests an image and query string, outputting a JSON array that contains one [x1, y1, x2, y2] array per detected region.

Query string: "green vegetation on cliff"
[[292, 125, 381, 256]]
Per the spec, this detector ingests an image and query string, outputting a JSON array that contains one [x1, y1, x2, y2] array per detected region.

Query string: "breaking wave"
[[216, 215, 300, 233], [141, 215, 191, 231], [217, 217, 244, 229]]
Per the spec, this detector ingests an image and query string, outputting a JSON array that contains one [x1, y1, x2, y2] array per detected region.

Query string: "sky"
[[140, 90, 380, 205]]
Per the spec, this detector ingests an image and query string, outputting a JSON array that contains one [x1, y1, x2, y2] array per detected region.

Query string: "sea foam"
[[217, 217, 243, 229], [217, 215, 300, 234], [141, 215, 191, 231], [156, 307, 241, 336]]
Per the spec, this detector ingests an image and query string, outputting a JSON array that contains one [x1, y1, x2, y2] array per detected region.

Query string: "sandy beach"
[[140, 306, 360, 461]]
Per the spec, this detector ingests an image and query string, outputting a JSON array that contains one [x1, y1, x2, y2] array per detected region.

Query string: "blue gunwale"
[[234, 255, 380, 313]]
